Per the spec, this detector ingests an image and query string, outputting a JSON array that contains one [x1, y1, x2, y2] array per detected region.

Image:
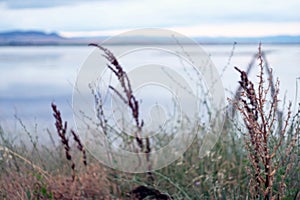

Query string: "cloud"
[[0, 0, 299, 36], [0, 0, 107, 9], [60, 22, 300, 37]]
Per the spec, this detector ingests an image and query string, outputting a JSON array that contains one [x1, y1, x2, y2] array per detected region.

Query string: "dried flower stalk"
[[231, 44, 298, 199]]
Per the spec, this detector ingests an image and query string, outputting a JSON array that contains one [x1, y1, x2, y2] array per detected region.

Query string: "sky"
[[0, 0, 300, 37]]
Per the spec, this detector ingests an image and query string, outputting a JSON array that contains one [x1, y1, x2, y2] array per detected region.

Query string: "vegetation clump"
[[0, 44, 299, 199]]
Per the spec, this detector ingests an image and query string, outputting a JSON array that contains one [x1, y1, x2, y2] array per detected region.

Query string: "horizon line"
[[1, 29, 300, 39]]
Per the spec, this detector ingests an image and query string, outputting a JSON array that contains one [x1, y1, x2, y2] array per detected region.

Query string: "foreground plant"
[[231, 45, 299, 199], [51, 103, 87, 181], [89, 43, 173, 199], [89, 44, 153, 174], [51, 103, 113, 199]]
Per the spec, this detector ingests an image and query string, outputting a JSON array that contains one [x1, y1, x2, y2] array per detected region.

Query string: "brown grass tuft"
[[49, 164, 111, 199], [231, 44, 299, 199]]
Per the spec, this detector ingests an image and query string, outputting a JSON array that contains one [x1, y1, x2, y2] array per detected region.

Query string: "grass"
[[0, 44, 299, 199]]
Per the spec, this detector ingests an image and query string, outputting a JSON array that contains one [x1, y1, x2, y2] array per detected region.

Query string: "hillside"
[[0, 31, 65, 45]]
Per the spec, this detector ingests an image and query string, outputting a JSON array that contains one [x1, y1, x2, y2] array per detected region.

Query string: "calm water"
[[0, 44, 299, 136]]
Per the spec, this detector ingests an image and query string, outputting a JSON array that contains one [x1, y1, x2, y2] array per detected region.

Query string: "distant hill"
[[0, 31, 65, 45], [0, 30, 110, 45], [0, 30, 299, 45], [0, 31, 61, 38]]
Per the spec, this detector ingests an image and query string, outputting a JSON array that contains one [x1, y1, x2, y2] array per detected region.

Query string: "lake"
[[0, 44, 299, 138]]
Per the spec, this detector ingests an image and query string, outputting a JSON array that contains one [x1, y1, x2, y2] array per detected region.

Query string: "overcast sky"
[[0, 0, 299, 37]]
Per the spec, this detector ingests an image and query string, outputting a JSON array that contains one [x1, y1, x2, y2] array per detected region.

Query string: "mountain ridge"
[[0, 30, 299, 45]]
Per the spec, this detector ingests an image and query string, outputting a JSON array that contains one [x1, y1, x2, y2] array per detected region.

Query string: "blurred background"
[[0, 0, 299, 140]]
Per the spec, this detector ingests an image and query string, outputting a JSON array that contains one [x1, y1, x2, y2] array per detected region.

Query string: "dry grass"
[[89, 43, 154, 181], [231, 44, 299, 199], [0, 104, 117, 200], [0, 162, 112, 199]]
